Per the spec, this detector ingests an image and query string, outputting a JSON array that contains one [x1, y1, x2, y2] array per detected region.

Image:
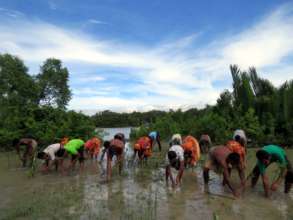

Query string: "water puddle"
[[0, 147, 292, 219]]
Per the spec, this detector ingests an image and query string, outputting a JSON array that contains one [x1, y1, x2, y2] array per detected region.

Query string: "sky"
[[0, 0, 293, 114]]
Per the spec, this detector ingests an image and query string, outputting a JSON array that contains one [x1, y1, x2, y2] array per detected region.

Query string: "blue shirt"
[[149, 131, 158, 140]]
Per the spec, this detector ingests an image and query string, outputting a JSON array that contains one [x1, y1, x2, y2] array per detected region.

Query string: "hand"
[[240, 182, 246, 192], [271, 183, 279, 191], [233, 190, 240, 198], [42, 166, 49, 173]]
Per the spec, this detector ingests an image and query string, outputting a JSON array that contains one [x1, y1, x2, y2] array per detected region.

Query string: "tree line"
[[0, 54, 96, 150], [93, 66, 293, 147], [1, 53, 292, 150]]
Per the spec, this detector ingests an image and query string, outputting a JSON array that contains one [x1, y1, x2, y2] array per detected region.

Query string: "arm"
[[270, 153, 288, 190], [100, 149, 106, 162], [132, 150, 137, 161], [67, 153, 78, 171], [241, 153, 246, 169], [117, 154, 123, 175], [106, 153, 112, 181], [271, 167, 287, 191], [165, 165, 175, 187], [238, 166, 246, 190], [157, 136, 162, 151], [261, 174, 270, 197], [223, 167, 238, 197], [45, 159, 52, 171], [15, 143, 23, 161], [176, 161, 184, 185]]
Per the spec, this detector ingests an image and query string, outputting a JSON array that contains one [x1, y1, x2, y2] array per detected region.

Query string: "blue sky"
[[0, 0, 293, 114]]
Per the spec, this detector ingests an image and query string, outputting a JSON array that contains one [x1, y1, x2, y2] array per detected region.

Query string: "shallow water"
[[0, 146, 292, 220]]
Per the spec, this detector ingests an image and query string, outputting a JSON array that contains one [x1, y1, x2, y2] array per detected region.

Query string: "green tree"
[[230, 65, 255, 112], [0, 54, 38, 107], [36, 58, 71, 109], [234, 108, 263, 144], [0, 54, 39, 149]]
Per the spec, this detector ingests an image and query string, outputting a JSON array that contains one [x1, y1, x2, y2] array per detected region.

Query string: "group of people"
[[12, 129, 292, 198], [12, 131, 162, 181], [164, 130, 292, 198]]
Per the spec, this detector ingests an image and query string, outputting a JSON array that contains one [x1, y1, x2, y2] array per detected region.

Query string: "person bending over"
[[13, 138, 38, 167], [133, 136, 152, 162], [85, 137, 101, 160], [37, 142, 66, 172], [203, 146, 245, 197], [107, 133, 125, 181], [251, 144, 292, 197], [165, 141, 184, 188], [148, 131, 162, 152], [233, 129, 247, 152], [64, 139, 85, 171], [225, 139, 246, 169], [199, 134, 212, 154], [182, 135, 201, 168]]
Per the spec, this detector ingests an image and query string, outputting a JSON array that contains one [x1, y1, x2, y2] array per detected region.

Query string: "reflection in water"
[[1, 149, 293, 219]]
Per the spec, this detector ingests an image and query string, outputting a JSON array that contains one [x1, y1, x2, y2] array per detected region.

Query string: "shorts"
[[71, 146, 85, 162], [108, 146, 123, 159]]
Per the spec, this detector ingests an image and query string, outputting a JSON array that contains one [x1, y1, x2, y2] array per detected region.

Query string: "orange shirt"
[[85, 137, 101, 156], [134, 136, 152, 157], [182, 135, 201, 165], [226, 140, 246, 164]]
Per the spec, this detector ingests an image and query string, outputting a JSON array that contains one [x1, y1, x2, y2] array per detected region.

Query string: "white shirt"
[[43, 143, 61, 161], [165, 145, 184, 165], [233, 129, 247, 140]]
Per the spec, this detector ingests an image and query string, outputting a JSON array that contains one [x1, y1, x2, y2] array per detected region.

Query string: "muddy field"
[[0, 145, 292, 220]]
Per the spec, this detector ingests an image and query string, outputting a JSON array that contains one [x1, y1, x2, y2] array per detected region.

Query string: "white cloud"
[[72, 88, 109, 96], [75, 75, 105, 82], [222, 5, 293, 69], [88, 19, 108, 25], [0, 7, 24, 18], [0, 4, 293, 113]]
